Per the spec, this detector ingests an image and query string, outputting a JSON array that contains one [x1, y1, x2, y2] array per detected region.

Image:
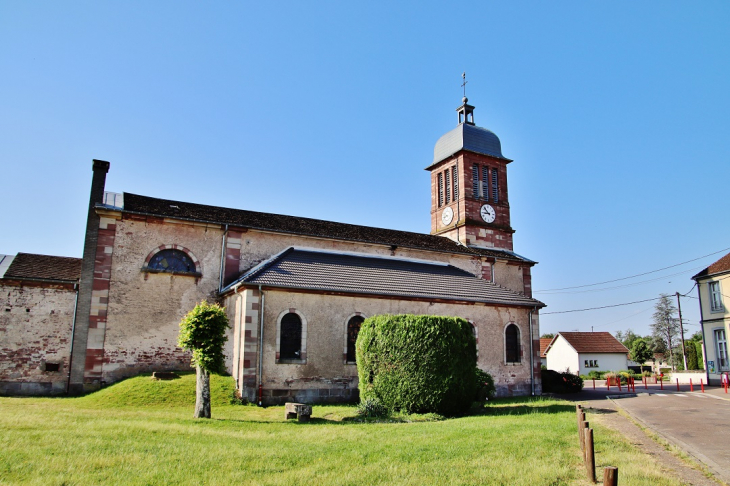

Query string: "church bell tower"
[[426, 96, 515, 251]]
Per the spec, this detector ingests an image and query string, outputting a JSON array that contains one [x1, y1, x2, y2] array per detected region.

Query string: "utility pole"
[[676, 292, 688, 371]]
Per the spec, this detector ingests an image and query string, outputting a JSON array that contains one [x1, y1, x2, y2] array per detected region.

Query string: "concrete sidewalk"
[[608, 393, 730, 485]]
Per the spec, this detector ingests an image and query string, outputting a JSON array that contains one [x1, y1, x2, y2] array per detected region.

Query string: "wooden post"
[[603, 466, 618, 486], [581, 420, 589, 453], [578, 412, 586, 450], [585, 428, 595, 483]]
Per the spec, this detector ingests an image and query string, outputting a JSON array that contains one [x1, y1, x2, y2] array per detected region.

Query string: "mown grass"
[[0, 374, 686, 485]]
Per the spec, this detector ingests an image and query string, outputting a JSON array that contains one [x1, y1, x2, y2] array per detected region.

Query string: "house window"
[[452, 166, 459, 201], [438, 172, 444, 207], [505, 324, 521, 363], [280, 313, 302, 361], [709, 281, 724, 312], [715, 329, 729, 371], [346, 315, 365, 363]]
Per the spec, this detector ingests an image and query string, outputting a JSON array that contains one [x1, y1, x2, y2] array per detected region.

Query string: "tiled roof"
[[227, 248, 544, 308], [118, 193, 532, 263], [693, 251, 730, 280], [3, 253, 81, 282], [556, 332, 628, 354], [539, 337, 553, 357]]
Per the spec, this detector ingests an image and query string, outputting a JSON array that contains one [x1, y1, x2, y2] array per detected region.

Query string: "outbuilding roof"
[[693, 251, 730, 280], [539, 337, 553, 358], [117, 193, 533, 263], [224, 247, 544, 308], [2, 253, 81, 282], [551, 332, 628, 354]]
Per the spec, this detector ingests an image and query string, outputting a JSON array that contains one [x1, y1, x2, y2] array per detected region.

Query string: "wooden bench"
[[285, 402, 312, 422]]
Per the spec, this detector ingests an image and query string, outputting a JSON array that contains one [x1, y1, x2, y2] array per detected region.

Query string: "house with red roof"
[[544, 332, 629, 375]]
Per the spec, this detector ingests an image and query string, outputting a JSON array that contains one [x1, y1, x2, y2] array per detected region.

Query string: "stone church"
[[0, 98, 544, 402]]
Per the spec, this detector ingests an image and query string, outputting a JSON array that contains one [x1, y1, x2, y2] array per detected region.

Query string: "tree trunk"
[[194, 365, 211, 419]]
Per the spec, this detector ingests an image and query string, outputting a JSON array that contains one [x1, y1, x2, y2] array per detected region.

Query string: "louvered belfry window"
[[445, 170, 451, 203], [437, 172, 444, 207], [452, 166, 458, 201], [472, 165, 479, 199], [280, 313, 302, 360], [346, 315, 365, 363], [505, 324, 520, 363], [492, 169, 499, 203], [481, 166, 490, 201]]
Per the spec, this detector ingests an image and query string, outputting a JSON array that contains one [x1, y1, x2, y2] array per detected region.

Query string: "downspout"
[[529, 307, 535, 396], [218, 224, 229, 291], [66, 283, 79, 394], [696, 283, 710, 385], [230, 283, 242, 390], [258, 284, 265, 406]]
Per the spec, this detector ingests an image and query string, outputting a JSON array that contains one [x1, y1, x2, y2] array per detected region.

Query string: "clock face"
[[441, 207, 454, 226], [480, 204, 496, 223]]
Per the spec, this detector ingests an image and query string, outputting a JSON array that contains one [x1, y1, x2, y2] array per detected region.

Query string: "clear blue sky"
[[2, 2, 729, 338]]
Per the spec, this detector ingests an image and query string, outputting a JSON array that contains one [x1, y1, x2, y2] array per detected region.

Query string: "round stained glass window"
[[147, 249, 196, 273]]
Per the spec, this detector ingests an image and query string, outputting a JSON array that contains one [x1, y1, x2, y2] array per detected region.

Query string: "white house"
[[545, 332, 629, 375]]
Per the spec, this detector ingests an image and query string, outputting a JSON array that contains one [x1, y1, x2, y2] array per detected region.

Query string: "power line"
[[534, 246, 730, 293], [541, 286, 699, 316]]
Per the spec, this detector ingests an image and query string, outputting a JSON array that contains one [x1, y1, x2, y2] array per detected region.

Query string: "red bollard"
[[690, 379, 693, 392], [644, 376, 648, 390], [593, 378, 595, 390], [676, 378, 680, 391], [660, 377, 663, 390], [618, 379, 622, 392], [701, 379, 704, 393]]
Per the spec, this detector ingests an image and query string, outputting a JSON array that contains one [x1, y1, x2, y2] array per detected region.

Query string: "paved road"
[[610, 392, 730, 484]]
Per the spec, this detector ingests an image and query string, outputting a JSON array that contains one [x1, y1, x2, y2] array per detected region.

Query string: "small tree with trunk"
[[178, 300, 229, 418], [630, 339, 652, 373]]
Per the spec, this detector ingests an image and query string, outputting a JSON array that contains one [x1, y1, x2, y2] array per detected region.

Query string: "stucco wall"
[[100, 217, 233, 383], [546, 337, 579, 374], [0, 283, 76, 395], [227, 288, 540, 404], [577, 353, 627, 375]]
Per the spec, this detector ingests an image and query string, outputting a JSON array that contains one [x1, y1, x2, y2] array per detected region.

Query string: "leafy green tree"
[[686, 341, 699, 370], [651, 294, 680, 371], [630, 339, 653, 373], [616, 329, 643, 350], [178, 300, 230, 418], [540, 333, 555, 339]]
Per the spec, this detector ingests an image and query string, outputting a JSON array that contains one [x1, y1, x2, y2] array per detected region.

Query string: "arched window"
[[143, 245, 201, 276], [148, 249, 195, 273], [505, 324, 521, 363], [280, 313, 302, 361], [346, 315, 365, 363]]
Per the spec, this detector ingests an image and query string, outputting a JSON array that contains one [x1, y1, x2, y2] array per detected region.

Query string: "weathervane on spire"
[[461, 72, 468, 101]]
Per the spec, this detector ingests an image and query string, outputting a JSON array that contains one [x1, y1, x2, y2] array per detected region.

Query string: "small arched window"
[[505, 324, 521, 363], [346, 315, 365, 363], [280, 313, 302, 361], [147, 249, 196, 273]]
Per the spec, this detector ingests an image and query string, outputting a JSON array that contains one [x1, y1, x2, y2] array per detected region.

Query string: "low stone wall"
[[252, 386, 359, 406], [668, 372, 708, 384]]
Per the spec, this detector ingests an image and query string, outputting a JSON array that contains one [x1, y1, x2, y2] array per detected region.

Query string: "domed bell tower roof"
[[428, 97, 511, 169]]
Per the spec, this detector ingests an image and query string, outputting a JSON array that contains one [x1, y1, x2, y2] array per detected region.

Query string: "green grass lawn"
[[0, 374, 684, 485]]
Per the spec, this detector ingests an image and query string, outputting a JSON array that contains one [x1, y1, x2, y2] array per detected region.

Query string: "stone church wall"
[[0, 283, 76, 395], [99, 216, 233, 384], [229, 288, 541, 404]]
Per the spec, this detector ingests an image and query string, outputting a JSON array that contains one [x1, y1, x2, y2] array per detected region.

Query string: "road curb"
[[608, 397, 729, 485]]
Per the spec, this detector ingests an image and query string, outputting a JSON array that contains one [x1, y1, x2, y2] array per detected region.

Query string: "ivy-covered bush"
[[541, 369, 584, 393], [357, 314, 477, 416], [475, 367, 496, 403]]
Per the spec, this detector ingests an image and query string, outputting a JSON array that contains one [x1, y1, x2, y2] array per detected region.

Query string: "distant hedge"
[[356, 314, 477, 416], [541, 369, 583, 393]]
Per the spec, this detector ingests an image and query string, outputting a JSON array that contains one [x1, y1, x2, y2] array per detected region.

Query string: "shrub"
[[541, 369, 583, 393], [356, 398, 389, 418], [587, 370, 603, 380], [357, 314, 477, 416], [475, 368, 496, 403]]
